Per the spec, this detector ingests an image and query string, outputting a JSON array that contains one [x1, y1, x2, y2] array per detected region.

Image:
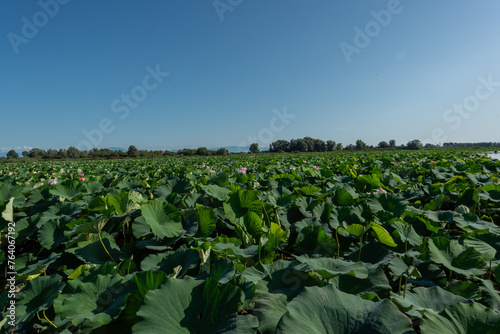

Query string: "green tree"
[[326, 140, 336, 151], [6, 150, 19, 159], [355, 140, 367, 151], [249, 143, 259, 153], [28, 148, 46, 158], [127, 145, 139, 157], [216, 147, 229, 155], [389, 139, 396, 148], [406, 139, 423, 150], [67, 146, 80, 159], [378, 141, 390, 149], [196, 147, 209, 156]]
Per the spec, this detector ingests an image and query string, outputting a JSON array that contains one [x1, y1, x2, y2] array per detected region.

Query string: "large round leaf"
[[276, 284, 413, 333], [195, 206, 218, 238], [15, 275, 65, 325], [295, 255, 368, 280], [54, 274, 133, 333], [133, 277, 258, 333], [223, 189, 262, 224], [390, 286, 469, 318], [421, 302, 500, 334], [140, 199, 182, 238], [428, 237, 486, 276], [140, 248, 199, 277]]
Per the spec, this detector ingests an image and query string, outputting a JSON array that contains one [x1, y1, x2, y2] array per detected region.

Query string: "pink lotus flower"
[[430, 161, 436, 164], [8, 172, 13, 176], [376, 188, 388, 194], [313, 166, 320, 170], [79, 173, 84, 176], [77, 169, 82, 172], [391, 162, 397, 165], [79, 177, 85, 181], [290, 167, 296, 170], [353, 164, 358, 168], [303, 160, 307, 163], [48, 178, 58, 186], [239, 167, 248, 174], [209, 170, 215, 173]]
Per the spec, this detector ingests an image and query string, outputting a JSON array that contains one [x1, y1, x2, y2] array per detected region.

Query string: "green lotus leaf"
[[107, 191, 130, 215], [37, 216, 72, 250], [54, 274, 133, 333], [194, 205, 218, 238], [390, 286, 469, 318], [140, 199, 182, 238], [392, 220, 423, 246], [295, 255, 368, 279], [133, 277, 259, 333], [478, 278, 500, 311], [332, 188, 355, 206], [74, 235, 121, 265], [355, 174, 382, 193], [294, 225, 337, 257], [49, 179, 85, 200], [15, 275, 65, 325], [117, 271, 167, 330], [223, 189, 262, 224], [367, 193, 408, 217], [254, 292, 288, 334], [463, 237, 497, 261], [140, 248, 199, 277], [243, 211, 264, 238], [421, 302, 500, 334], [211, 256, 235, 284], [370, 222, 397, 247], [428, 237, 486, 276], [276, 284, 413, 333]]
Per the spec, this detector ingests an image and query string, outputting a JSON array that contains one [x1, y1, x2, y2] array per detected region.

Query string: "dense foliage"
[[1, 150, 500, 333]]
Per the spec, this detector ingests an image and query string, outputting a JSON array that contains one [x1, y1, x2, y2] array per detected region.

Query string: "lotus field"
[[2, 150, 500, 333]]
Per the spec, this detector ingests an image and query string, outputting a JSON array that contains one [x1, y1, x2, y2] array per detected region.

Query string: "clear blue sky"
[[1, 0, 500, 153]]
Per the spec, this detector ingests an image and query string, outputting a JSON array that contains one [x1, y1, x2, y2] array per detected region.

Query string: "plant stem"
[[98, 232, 116, 263], [43, 310, 58, 329], [358, 234, 363, 262], [335, 230, 340, 258]]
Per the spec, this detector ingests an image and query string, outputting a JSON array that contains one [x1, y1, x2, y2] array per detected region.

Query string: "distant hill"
[[107, 147, 126, 152], [214, 146, 249, 153]]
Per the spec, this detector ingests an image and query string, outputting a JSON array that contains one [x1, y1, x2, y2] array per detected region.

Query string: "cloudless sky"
[[1, 0, 500, 152]]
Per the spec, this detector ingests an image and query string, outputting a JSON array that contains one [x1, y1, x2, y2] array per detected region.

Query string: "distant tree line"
[[267, 137, 429, 153], [442, 142, 500, 148], [1, 145, 233, 161], [2, 140, 499, 162]]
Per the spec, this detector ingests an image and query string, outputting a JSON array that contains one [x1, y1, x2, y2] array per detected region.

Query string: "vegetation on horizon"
[[3, 138, 499, 162]]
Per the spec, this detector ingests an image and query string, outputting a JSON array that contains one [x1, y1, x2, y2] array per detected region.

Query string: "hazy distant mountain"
[[213, 146, 249, 153], [107, 147, 126, 152]]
